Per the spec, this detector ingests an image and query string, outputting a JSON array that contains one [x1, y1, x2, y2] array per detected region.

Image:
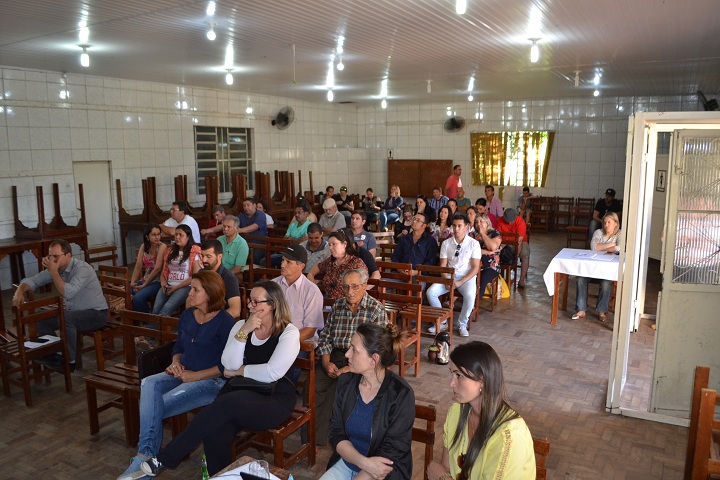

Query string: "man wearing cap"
[[590, 188, 622, 239], [193, 240, 242, 318], [272, 245, 324, 345], [332, 185, 355, 226], [320, 198, 346, 236], [496, 208, 530, 289]]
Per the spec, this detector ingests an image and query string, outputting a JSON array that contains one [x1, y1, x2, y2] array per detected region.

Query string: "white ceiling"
[[1, 0, 719, 106]]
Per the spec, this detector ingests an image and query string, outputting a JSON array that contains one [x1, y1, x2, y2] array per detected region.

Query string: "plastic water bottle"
[[201, 454, 209, 480]]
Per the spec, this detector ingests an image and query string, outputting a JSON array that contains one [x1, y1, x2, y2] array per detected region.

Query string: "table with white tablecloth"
[[543, 248, 620, 325]]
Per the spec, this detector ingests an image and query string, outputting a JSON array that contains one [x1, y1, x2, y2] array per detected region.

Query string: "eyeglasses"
[[170, 208, 180, 212], [342, 284, 364, 292], [454, 244, 462, 257], [247, 299, 271, 307]]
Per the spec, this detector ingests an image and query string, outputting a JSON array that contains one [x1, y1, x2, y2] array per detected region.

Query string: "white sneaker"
[[459, 326, 469, 337], [428, 322, 448, 335]]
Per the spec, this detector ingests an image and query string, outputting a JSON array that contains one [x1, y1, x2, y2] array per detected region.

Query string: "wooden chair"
[[499, 233, 522, 290], [469, 275, 498, 328], [86, 244, 119, 268], [75, 266, 130, 371], [413, 404, 437, 480], [533, 437, 551, 480], [376, 243, 397, 262], [689, 388, 720, 479], [685, 366, 720, 480], [0, 296, 72, 407], [84, 310, 178, 446], [370, 277, 422, 377], [231, 340, 317, 469], [553, 197, 574, 231], [408, 264, 456, 345], [530, 197, 553, 232], [372, 231, 395, 244]]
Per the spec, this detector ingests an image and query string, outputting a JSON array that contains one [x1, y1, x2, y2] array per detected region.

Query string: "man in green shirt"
[[285, 204, 311, 243], [218, 215, 249, 275]]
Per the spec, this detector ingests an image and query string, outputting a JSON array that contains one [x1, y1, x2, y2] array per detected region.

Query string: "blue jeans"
[[379, 211, 399, 228], [320, 459, 359, 480], [132, 281, 162, 313], [575, 277, 612, 313], [152, 286, 190, 315], [137, 372, 226, 457], [270, 253, 283, 268]]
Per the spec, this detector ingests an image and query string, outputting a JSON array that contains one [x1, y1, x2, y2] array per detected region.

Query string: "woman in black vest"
[[141, 281, 300, 477]]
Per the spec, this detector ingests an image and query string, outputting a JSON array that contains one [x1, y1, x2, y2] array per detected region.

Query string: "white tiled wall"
[[0, 65, 699, 287]]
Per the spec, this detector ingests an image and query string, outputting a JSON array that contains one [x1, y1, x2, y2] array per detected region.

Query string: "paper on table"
[[24, 335, 60, 349], [574, 252, 592, 257], [221, 462, 282, 480], [592, 253, 616, 261]]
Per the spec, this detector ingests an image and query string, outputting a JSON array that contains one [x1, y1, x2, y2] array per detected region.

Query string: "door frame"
[[606, 112, 720, 426]]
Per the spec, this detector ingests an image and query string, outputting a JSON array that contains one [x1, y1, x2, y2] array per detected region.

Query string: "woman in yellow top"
[[427, 341, 535, 480]]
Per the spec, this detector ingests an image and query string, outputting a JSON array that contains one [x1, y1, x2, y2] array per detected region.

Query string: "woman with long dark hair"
[[414, 194, 436, 223], [433, 205, 453, 244], [141, 281, 300, 477], [153, 224, 201, 316], [131, 223, 167, 313], [427, 342, 535, 480], [321, 322, 415, 480], [307, 229, 368, 299]]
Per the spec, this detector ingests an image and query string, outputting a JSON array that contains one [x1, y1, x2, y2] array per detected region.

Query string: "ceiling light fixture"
[[80, 46, 90, 67], [336, 35, 345, 54], [206, 1, 216, 16], [446, 106, 453, 117], [467, 76, 475, 92], [225, 70, 233, 85], [593, 89, 600, 97], [380, 78, 388, 98], [468, 95, 474, 102], [327, 89, 334, 102], [574, 70, 580, 88], [530, 39, 540, 63], [593, 73, 601, 85], [337, 56, 344, 71], [427, 80, 432, 94], [326, 60, 335, 89], [224, 44, 234, 68], [207, 23, 216, 41], [78, 21, 90, 44], [381, 99, 387, 109], [456, 0, 467, 15]]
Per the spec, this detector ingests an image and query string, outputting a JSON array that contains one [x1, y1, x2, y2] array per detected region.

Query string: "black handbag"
[[227, 376, 276, 395], [138, 341, 175, 379]]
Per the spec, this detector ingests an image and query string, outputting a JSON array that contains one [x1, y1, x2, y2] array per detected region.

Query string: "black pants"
[[157, 380, 295, 475], [479, 268, 500, 299], [314, 348, 348, 446]]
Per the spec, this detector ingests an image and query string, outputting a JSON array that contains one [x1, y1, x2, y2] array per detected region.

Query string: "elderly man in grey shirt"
[[12, 239, 107, 371]]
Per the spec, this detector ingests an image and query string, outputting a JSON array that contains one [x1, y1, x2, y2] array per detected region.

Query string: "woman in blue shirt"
[[118, 269, 236, 480]]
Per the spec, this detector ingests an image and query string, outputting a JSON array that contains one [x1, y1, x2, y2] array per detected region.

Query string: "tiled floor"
[[0, 232, 686, 479]]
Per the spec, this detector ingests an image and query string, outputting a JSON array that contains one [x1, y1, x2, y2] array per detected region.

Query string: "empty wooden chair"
[[690, 388, 720, 479], [533, 437, 551, 480], [413, 404, 437, 480], [86, 244, 119, 268], [0, 296, 72, 407], [231, 340, 317, 468]]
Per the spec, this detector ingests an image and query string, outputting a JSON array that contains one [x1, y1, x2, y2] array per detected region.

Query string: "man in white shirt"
[[160, 200, 201, 243], [427, 213, 481, 337]]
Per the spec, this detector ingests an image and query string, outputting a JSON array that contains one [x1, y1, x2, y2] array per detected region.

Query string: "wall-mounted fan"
[[697, 91, 719, 111], [443, 116, 466, 133], [272, 106, 295, 130]]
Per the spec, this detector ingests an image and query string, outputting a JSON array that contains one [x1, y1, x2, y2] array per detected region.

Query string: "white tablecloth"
[[543, 248, 620, 296]]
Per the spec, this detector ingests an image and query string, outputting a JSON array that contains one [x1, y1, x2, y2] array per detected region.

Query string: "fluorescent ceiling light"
[[456, 0, 467, 15]]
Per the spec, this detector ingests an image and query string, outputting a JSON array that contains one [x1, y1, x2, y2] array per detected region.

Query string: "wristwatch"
[[235, 329, 248, 341]]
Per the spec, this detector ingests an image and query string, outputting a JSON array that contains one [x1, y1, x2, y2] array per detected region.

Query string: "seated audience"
[[447, 198, 459, 217], [256, 199, 275, 228], [286, 203, 312, 242], [160, 200, 201, 243], [200, 205, 226, 240], [456, 187, 472, 211], [308, 230, 368, 300], [153, 224, 201, 316], [429, 186, 449, 215], [333, 185, 355, 226], [297, 198, 319, 223], [517, 187, 536, 225], [218, 215, 248, 276], [426, 342, 535, 480], [465, 207, 478, 236], [198, 240, 242, 319], [393, 205, 415, 242], [427, 214, 480, 338], [325, 185, 335, 203], [300, 223, 331, 274], [573, 212, 621, 322], [350, 211, 377, 257], [362, 187, 383, 226], [238, 198, 268, 266], [484, 185, 504, 218], [475, 198, 497, 228], [379, 184, 404, 231], [415, 194, 436, 223], [432, 205, 453, 244], [131, 224, 168, 313], [118, 270, 235, 480], [142, 281, 299, 477], [341, 228, 381, 290], [321, 323, 415, 480], [589, 188, 622, 240], [321, 198, 347, 236], [496, 209, 530, 289], [392, 212, 438, 274], [473, 213, 503, 299], [314, 269, 389, 446]]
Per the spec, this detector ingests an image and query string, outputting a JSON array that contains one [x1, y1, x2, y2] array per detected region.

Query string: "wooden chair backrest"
[[685, 365, 720, 480], [414, 264, 456, 309], [14, 296, 66, 352], [413, 404, 437, 480], [250, 267, 281, 286], [376, 243, 397, 262], [533, 437, 550, 480], [372, 231, 395, 244], [98, 272, 132, 313], [99, 264, 130, 280], [296, 340, 316, 410], [87, 244, 118, 268], [690, 388, 720, 479], [376, 260, 413, 282], [116, 309, 179, 365]]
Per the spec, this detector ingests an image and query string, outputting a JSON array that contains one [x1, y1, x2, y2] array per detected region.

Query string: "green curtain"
[[471, 131, 554, 187]]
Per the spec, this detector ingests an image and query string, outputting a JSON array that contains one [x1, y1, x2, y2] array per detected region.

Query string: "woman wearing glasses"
[[118, 270, 235, 480], [307, 230, 368, 299], [321, 322, 415, 480], [153, 224, 201, 316], [142, 281, 300, 477], [426, 342, 535, 480]]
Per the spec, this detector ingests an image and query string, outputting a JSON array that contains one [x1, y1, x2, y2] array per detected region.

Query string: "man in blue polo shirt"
[[238, 197, 267, 265]]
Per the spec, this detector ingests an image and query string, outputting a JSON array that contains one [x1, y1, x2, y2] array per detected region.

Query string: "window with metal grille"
[[194, 126, 254, 194]]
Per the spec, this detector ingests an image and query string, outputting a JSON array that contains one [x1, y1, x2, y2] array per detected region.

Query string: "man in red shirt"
[[496, 209, 530, 288], [444, 164, 462, 200]]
